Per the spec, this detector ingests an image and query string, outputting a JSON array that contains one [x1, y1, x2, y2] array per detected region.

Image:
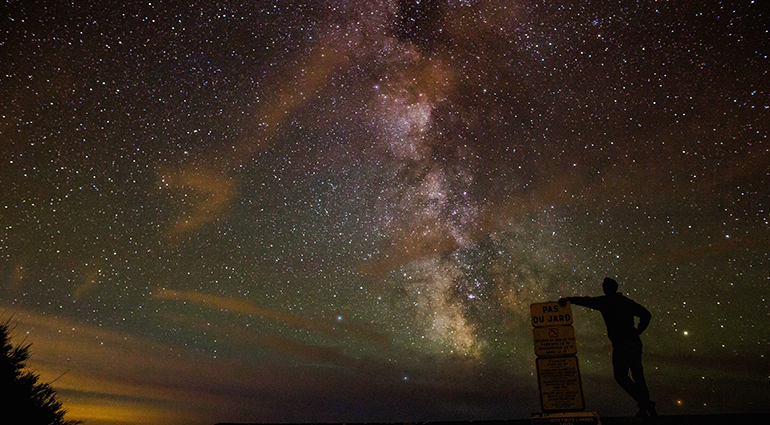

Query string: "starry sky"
[[1, 1, 768, 424]]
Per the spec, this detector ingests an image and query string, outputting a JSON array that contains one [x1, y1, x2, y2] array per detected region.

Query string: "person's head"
[[602, 277, 619, 295]]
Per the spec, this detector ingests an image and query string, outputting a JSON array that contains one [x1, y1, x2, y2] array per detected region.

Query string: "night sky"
[[1, 1, 768, 424]]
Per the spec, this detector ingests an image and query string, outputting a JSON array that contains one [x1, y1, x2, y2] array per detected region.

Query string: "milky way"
[[1, 1, 768, 424]]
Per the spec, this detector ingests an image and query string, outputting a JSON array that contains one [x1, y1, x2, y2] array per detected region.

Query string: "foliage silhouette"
[[1, 319, 81, 425]]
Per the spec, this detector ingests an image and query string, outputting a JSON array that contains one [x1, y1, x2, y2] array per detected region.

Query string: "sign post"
[[530, 301, 599, 424]]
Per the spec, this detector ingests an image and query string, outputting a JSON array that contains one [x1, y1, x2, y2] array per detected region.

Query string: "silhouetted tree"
[[1, 319, 81, 425]]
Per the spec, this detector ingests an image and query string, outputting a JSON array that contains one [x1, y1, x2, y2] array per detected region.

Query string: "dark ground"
[[589, 413, 764, 424], [217, 412, 766, 425]]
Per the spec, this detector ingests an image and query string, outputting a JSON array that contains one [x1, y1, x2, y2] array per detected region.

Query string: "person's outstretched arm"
[[559, 296, 602, 310]]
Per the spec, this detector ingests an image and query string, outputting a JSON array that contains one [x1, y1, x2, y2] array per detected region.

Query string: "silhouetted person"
[[559, 277, 657, 417]]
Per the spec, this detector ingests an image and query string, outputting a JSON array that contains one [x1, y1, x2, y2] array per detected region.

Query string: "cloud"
[[156, 310, 364, 371], [4, 306, 385, 424], [644, 236, 767, 266], [155, 44, 350, 242], [359, 223, 461, 278], [3, 309, 234, 424], [0, 302, 533, 425], [61, 399, 194, 425], [154, 289, 388, 347], [157, 166, 237, 241], [233, 45, 349, 163]]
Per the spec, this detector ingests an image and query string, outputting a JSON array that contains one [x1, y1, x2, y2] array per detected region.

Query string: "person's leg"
[[629, 349, 649, 404], [629, 345, 657, 416], [612, 344, 641, 402]]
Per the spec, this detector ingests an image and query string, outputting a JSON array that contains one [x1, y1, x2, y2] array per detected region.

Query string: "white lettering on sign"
[[533, 326, 577, 357], [531, 411, 600, 424], [530, 301, 573, 327], [536, 356, 585, 412]]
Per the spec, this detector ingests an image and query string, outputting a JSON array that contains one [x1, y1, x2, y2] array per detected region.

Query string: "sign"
[[532, 412, 600, 425], [536, 356, 585, 412], [533, 326, 577, 357], [530, 301, 573, 327]]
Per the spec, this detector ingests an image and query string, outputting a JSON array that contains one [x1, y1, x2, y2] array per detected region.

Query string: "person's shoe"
[[647, 401, 658, 417], [636, 401, 658, 418]]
